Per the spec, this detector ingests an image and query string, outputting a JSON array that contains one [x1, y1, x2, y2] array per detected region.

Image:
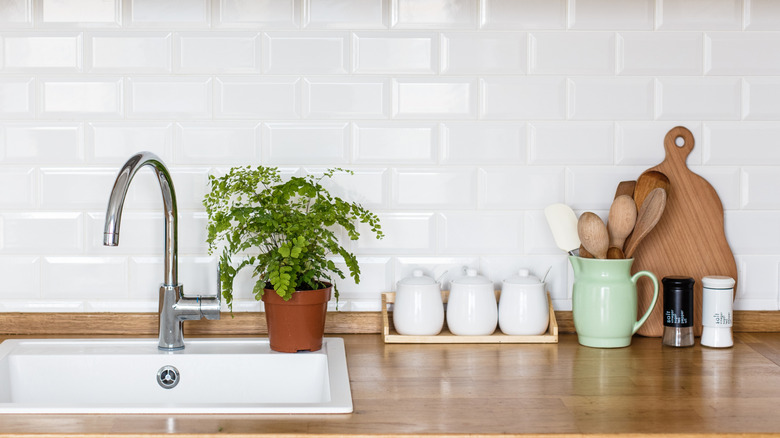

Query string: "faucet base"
[[158, 284, 221, 351]]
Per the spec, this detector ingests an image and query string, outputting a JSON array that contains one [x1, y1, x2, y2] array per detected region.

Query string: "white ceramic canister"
[[393, 270, 444, 336], [498, 269, 549, 336], [446, 268, 497, 336]]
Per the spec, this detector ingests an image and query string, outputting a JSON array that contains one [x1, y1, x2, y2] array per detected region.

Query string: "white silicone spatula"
[[544, 203, 581, 256]]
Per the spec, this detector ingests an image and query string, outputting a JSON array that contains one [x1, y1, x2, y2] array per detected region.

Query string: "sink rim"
[[0, 337, 353, 414]]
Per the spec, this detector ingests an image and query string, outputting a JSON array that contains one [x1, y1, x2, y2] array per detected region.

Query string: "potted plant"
[[203, 166, 383, 353]]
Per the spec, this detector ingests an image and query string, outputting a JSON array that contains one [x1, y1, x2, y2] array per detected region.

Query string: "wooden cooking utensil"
[[632, 126, 738, 337], [614, 180, 637, 199], [579, 244, 594, 259], [623, 188, 666, 259], [608, 195, 637, 250], [607, 247, 625, 259], [544, 204, 581, 255], [633, 171, 670, 212], [577, 212, 609, 259]]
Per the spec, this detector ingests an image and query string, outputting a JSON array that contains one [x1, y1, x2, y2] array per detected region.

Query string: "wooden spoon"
[[614, 180, 636, 199], [577, 212, 609, 259], [633, 171, 670, 212], [579, 244, 594, 259], [607, 195, 637, 250], [607, 247, 625, 259], [623, 188, 667, 258]]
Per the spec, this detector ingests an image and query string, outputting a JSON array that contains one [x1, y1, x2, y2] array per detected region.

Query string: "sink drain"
[[156, 365, 180, 389]]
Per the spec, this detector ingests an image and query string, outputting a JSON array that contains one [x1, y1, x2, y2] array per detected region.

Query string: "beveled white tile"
[[304, 78, 389, 119], [746, 0, 780, 30], [439, 212, 523, 253], [726, 211, 780, 254], [393, 168, 477, 209], [704, 122, 780, 165], [732, 256, 779, 310], [441, 32, 526, 74], [175, 122, 259, 164], [40, 168, 117, 209], [529, 122, 613, 164], [441, 122, 526, 164], [0, 212, 83, 254], [480, 0, 566, 29], [169, 168, 212, 210], [39, 77, 122, 117], [0, 256, 39, 298], [356, 213, 436, 253], [0, 0, 31, 26], [263, 32, 348, 74], [87, 32, 171, 73], [39, 0, 119, 25], [353, 122, 437, 163], [693, 166, 740, 210], [742, 168, 780, 209], [42, 257, 127, 299], [393, 0, 477, 29], [353, 32, 437, 74], [0, 77, 34, 118], [744, 78, 780, 120], [707, 32, 780, 76], [393, 78, 477, 119], [480, 77, 566, 120], [86, 212, 163, 255], [567, 167, 643, 210], [262, 122, 349, 164], [217, 0, 298, 28], [325, 256, 392, 301], [657, 0, 743, 30], [568, 77, 654, 120], [3, 33, 82, 71], [569, 0, 654, 29], [127, 77, 212, 119], [86, 122, 173, 163], [615, 122, 703, 166], [216, 77, 301, 119], [617, 32, 703, 75], [529, 32, 615, 75], [3, 122, 83, 163], [478, 167, 565, 209], [310, 166, 388, 208], [175, 32, 261, 73], [179, 211, 209, 254], [656, 78, 741, 120], [0, 167, 35, 208], [305, 0, 387, 28], [127, 0, 209, 26]]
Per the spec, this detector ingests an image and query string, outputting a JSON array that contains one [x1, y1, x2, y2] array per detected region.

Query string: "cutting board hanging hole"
[[675, 136, 685, 147]]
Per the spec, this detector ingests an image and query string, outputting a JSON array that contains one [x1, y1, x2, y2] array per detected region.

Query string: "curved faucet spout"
[[104, 152, 178, 287]]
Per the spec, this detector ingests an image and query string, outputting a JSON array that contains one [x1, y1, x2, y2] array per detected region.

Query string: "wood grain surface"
[[632, 126, 738, 337], [4, 333, 780, 436]]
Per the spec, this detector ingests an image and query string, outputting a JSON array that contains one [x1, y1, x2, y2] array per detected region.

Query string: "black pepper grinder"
[[662, 276, 695, 347]]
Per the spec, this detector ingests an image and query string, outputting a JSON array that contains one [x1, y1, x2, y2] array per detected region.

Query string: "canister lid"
[[397, 269, 436, 286], [503, 268, 541, 285], [662, 276, 695, 288], [452, 268, 491, 285], [702, 275, 735, 289]]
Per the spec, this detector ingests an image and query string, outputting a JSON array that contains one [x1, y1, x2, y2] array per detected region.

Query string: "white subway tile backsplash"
[[264, 32, 348, 74], [215, 77, 301, 119], [39, 77, 122, 117], [353, 32, 437, 74], [393, 168, 477, 209], [529, 122, 613, 164], [0, 0, 31, 26], [327, 257, 392, 305], [744, 78, 780, 120], [127, 77, 211, 119], [3, 123, 83, 163], [263, 122, 349, 164], [0, 256, 39, 298], [567, 167, 639, 210], [304, 78, 389, 119], [42, 257, 126, 299], [481, 77, 566, 120], [733, 256, 779, 310], [694, 166, 741, 210], [217, 0, 299, 28], [393, 0, 477, 29], [441, 122, 526, 164], [305, 0, 387, 29], [40, 168, 116, 209], [314, 167, 388, 208], [616, 122, 703, 166], [0, 167, 35, 208], [656, 77, 741, 121], [3, 33, 82, 71], [357, 213, 436, 253], [706, 33, 780, 75], [175, 32, 261, 73], [439, 211, 523, 253], [617, 32, 703, 75], [127, 0, 209, 27], [726, 211, 780, 255], [393, 78, 477, 119], [529, 32, 615, 75], [567, 77, 654, 120], [86, 122, 173, 163], [704, 123, 780, 165], [169, 168, 212, 210], [478, 167, 565, 209], [0, 212, 83, 254], [353, 122, 437, 163], [86, 212, 162, 254], [569, 0, 654, 30], [0, 77, 34, 117], [441, 32, 526, 74], [175, 122, 258, 165], [657, 0, 743, 30], [87, 32, 171, 73], [480, 0, 566, 29], [742, 167, 780, 209], [746, 0, 780, 30], [179, 212, 209, 254], [39, 0, 119, 25]]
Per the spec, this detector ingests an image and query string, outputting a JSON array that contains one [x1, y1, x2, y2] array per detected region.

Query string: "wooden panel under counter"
[[3, 333, 780, 437]]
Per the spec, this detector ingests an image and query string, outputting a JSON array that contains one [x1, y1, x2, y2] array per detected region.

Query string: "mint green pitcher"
[[569, 256, 659, 348]]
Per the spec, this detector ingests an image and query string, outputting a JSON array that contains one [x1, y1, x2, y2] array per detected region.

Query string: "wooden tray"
[[381, 291, 558, 344]]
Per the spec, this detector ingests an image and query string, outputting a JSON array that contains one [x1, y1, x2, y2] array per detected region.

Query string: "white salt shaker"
[[701, 275, 735, 348], [498, 269, 549, 335]]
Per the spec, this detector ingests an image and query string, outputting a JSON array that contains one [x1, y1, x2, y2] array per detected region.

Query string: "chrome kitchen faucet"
[[104, 152, 220, 350]]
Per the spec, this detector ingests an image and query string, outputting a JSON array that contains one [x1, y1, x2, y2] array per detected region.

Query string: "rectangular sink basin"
[[0, 337, 352, 414]]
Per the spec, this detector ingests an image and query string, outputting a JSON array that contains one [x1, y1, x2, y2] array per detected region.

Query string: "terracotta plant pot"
[[261, 283, 332, 353]]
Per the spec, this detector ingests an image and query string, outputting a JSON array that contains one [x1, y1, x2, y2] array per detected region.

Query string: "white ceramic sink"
[[0, 337, 352, 414]]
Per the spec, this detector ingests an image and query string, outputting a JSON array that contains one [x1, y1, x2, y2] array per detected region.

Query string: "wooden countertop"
[[3, 333, 780, 437]]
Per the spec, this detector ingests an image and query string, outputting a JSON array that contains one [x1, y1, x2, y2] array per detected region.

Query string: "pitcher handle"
[[630, 270, 659, 335]]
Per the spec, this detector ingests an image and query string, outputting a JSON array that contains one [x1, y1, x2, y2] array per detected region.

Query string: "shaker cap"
[[662, 276, 695, 288], [702, 275, 735, 289]]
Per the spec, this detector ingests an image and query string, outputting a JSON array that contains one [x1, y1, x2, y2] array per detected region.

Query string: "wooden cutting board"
[[632, 126, 738, 337]]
